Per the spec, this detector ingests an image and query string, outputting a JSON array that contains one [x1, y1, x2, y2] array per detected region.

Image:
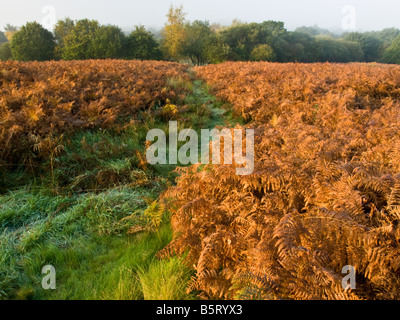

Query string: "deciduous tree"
[[54, 18, 75, 59], [183, 20, 227, 65], [126, 26, 162, 60], [382, 34, 400, 64], [10, 22, 55, 61], [0, 42, 12, 61], [90, 25, 125, 59], [161, 5, 187, 61], [62, 19, 99, 60]]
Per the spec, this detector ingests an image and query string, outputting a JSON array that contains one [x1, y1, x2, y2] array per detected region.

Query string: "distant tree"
[[259, 21, 289, 62], [260, 21, 287, 38], [56, 20, 127, 60], [316, 36, 363, 62], [221, 23, 264, 60], [283, 32, 321, 62], [4, 24, 18, 32], [220, 23, 252, 60], [221, 20, 287, 61], [10, 22, 55, 61], [295, 25, 336, 37], [345, 32, 383, 62], [54, 18, 75, 59], [250, 43, 276, 61], [381, 34, 400, 64], [126, 26, 162, 60], [4, 24, 19, 42], [210, 23, 223, 32], [62, 19, 100, 60], [4, 32, 16, 42], [341, 41, 365, 62], [90, 25, 125, 59], [231, 19, 243, 27], [203, 33, 228, 64], [182, 20, 227, 65], [0, 42, 12, 61], [161, 5, 187, 60], [367, 28, 400, 48], [0, 31, 7, 44]]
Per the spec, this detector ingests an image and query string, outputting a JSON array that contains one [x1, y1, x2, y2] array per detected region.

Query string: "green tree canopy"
[[54, 18, 75, 59], [221, 23, 249, 60], [282, 31, 321, 62], [90, 25, 125, 59], [250, 43, 276, 61], [221, 20, 288, 61], [62, 19, 100, 60], [221, 23, 264, 60], [295, 25, 336, 38], [126, 26, 162, 60], [316, 36, 363, 62], [182, 20, 227, 65], [202, 33, 228, 64], [344, 32, 384, 62], [382, 34, 400, 64], [56, 19, 128, 60], [10, 22, 55, 61], [0, 42, 12, 61], [367, 28, 400, 48]]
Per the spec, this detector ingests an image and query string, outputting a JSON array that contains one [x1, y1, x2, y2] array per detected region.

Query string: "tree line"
[[2, 5, 400, 65]]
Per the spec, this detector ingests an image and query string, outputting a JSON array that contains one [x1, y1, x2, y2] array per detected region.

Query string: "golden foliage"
[[161, 62, 400, 300], [0, 59, 189, 167]]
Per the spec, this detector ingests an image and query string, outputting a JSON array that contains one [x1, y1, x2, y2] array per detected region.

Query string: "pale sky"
[[0, 0, 399, 32]]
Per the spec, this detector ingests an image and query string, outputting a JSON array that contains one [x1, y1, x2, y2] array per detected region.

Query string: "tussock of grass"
[[137, 256, 195, 300]]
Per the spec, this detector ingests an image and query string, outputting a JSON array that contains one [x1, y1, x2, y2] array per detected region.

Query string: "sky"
[[1, 0, 400, 33]]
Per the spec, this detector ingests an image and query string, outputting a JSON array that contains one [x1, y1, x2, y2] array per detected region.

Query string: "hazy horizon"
[[1, 0, 399, 33]]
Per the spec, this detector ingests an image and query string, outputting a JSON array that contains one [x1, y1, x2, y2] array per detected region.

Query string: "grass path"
[[0, 70, 232, 300]]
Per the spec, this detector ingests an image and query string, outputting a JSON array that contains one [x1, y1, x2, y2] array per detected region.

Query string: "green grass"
[[0, 173, 195, 300], [25, 223, 192, 300], [137, 255, 195, 300], [0, 73, 227, 300]]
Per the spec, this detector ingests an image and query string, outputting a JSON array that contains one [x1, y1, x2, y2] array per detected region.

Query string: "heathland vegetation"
[[3, 60, 400, 300], [0, 59, 218, 299], [164, 62, 400, 299], [3, 5, 400, 301]]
